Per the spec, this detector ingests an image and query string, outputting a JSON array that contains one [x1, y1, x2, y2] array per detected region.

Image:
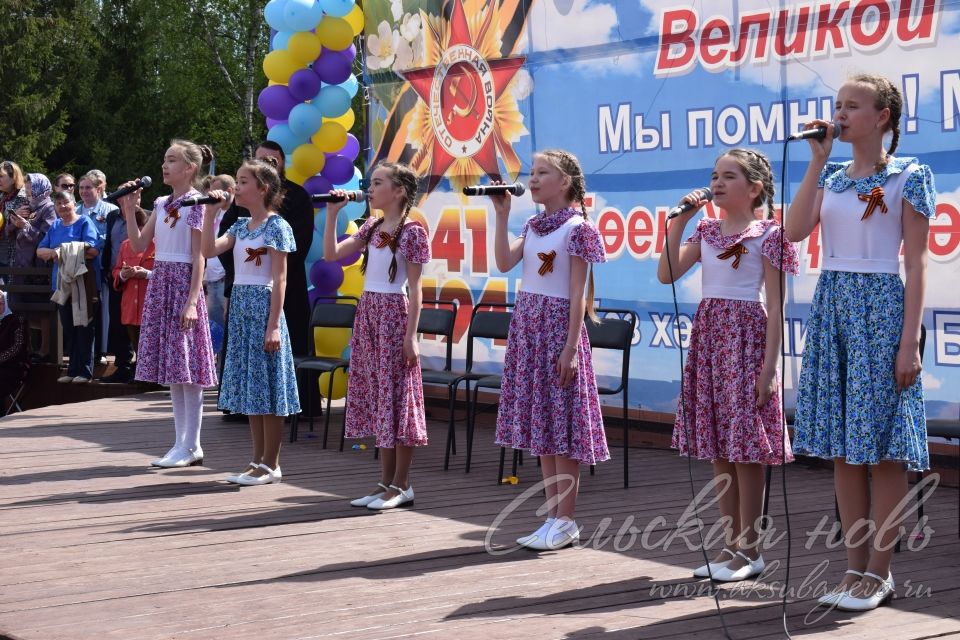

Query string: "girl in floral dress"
[[117, 140, 217, 469], [202, 157, 299, 486], [324, 162, 430, 510], [658, 148, 799, 581], [488, 149, 608, 552], [787, 74, 937, 612]]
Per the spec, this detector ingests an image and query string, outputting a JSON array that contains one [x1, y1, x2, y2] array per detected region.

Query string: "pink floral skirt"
[[672, 298, 793, 465], [135, 261, 217, 387], [495, 291, 609, 465], [344, 291, 427, 448]]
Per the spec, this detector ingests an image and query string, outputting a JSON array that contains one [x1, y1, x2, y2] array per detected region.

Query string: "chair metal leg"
[[444, 383, 458, 471], [622, 396, 629, 488], [589, 464, 595, 476], [497, 447, 506, 484], [290, 369, 303, 443], [466, 383, 479, 473], [511, 449, 519, 478], [322, 371, 336, 449]]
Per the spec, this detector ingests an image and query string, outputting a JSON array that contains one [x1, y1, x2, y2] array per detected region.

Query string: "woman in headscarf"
[[6, 173, 57, 359], [0, 290, 30, 413], [0, 161, 30, 276]]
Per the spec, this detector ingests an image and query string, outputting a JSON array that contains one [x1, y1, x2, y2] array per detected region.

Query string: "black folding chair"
[[462, 303, 514, 473], [415, 299, 472, 470], [290, 296, 357, 448], [586, 308, 638, 488]]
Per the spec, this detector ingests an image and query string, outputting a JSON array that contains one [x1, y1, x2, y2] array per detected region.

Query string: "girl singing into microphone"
[[324, 162, 431, 510], [201, 158, 298, 486], [489, 149, 608, 552], [658, 148, 798, 582], [117, 140, 217, 469], [787, 74, 937, 612]]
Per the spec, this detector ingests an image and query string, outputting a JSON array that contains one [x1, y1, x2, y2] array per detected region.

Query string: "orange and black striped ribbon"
[[163, 209, 180, 228], [858, 186, 888, 220], [244, 247, 268, 266], [537, 250, 556, 276], [374, 231, 393, 249], [717, 243, 748, 269]]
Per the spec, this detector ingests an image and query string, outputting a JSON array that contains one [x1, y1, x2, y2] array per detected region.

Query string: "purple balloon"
[[339, 43, 357, 60], [309, 260, 345, 292], [288, 68, 322, 102], [321, 154, 356, 185], [341, 134, 360, 161], [304, 175, 333, 198], [336, 233, 361, 266], [258, 85, 298, 120], [265, 117, 286, 129], [313, 48, 353, 85]]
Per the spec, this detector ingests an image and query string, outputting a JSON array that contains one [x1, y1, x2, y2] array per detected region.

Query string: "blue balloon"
[[320, 0, 354, 18], [345, 166, 363, 191], [264, 0, 290, 31], [288, 102, 324, 138], [314, 85, 351, 118], [267, 123, 307, 157], [306, 226, 325, 263], [283, 0, 324, 31], [336, 209, 350, 236], [341, 198, 366, 220], [338, 74, 359, 98], [272, 30, 294, 51]]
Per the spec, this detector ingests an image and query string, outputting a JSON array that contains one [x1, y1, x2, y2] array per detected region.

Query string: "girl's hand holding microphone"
[[487, 180, 512, 217], [672, 188, 711, 222], [801, 118, 837, 161], [203, 190, 227, 217], [325, 190, 350, 217]]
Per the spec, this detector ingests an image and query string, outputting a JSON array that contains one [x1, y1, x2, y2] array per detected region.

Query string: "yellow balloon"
[[311, 122, 348, 153], [317, 17, 354, 51], [268, 80, 281, 86], [324, 110, 355, 131], [285, 167, 308, 185], [263, 49, 301, 84], [318, 369, 349, 399], [287, 31, 322, 64], [340, 262, 364, 297], [344, 5, 364, 36], [314, 326, 351, 357], [344, 220, 358, 236], [291, 144, 326, 177]]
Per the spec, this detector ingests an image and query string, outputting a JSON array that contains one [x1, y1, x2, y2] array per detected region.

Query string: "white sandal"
[[351, 482, 390, 507]]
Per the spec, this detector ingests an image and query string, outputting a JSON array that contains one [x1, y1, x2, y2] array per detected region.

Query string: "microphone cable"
[[663, 215, 735, 640], [776, 139, 794, 640]]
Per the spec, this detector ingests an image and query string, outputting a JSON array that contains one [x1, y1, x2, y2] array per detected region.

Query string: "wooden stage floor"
[[1, 393, 958, 640]]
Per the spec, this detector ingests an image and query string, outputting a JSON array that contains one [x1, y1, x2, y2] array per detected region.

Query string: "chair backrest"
[[308, 296, 358, 356], [465, 303, 514, 372], [585, 308, 637, 395], [418, 299, 458, 371]]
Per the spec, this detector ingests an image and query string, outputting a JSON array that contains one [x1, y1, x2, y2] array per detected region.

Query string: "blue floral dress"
[[793, 157, 936, 471], [217, 215, 300, 416]]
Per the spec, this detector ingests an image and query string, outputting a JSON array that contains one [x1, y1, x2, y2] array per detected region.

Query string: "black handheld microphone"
[[311, 191, 366, 203], [787, 122, 843, 141], [667, 188, 713, 219], [104, 176, 152, 203], [180, 194, 225, 206], [462, 182, 526, 196]]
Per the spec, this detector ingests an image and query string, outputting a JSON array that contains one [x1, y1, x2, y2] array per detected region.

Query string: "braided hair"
[[721, 148, 776, 220], [239, 157, 284, 211], [534, 149, 598, 322], [360, 161, 419, 283], [850, 73, 902, 172]]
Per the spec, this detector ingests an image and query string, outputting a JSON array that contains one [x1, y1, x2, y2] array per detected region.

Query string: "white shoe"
[[150, 445, 182, 467], [693, 548, 737, 578], [835, 572, 895, 612], [72, 376, 91, 384], [155, 447, 204, 468], [710, 552, 765, 582], [817, 569, 864, 606], [57, 375, 74, 383], [525, 518, 580, 551], [367, 484, 414, 510], [517, 518, 556, 547], [350, 482, 390, 507], [236, 464, 282, 486], [226, 462, 259, 484]]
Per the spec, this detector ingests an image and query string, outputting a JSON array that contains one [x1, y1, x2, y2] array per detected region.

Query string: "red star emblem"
[[398, 0, 525, 195]]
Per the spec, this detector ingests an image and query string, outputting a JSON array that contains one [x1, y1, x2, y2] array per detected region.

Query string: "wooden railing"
[[0, 265, 62, 364]]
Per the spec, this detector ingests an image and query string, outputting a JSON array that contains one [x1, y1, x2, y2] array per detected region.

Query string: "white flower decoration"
[[390, 0, 403, 21], [392, 38, 414, 71], [399, 12, 422, 42], [366, 20, 400, 70]]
